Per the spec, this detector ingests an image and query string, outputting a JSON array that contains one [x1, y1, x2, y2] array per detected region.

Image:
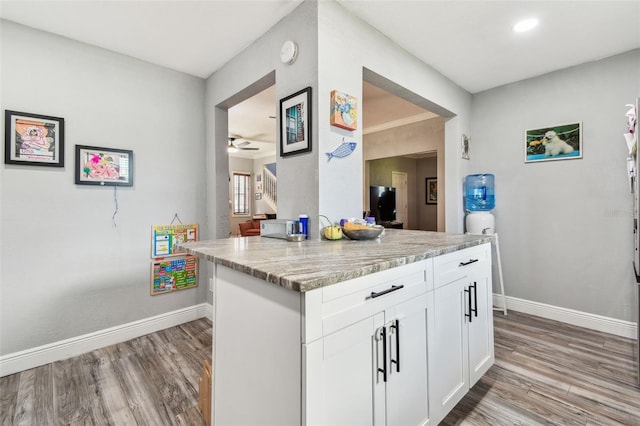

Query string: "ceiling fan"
[[228, 137, 259, 151]]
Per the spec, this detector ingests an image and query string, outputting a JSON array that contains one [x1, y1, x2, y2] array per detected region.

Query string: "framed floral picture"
[[75, 145, 133, 186]]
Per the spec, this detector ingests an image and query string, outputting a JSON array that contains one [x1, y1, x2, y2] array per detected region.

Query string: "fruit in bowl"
[[342, 221, 384, 240], [323, 225, 343, 240]]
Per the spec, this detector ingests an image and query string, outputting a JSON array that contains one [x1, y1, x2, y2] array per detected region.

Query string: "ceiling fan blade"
[[236, 141, 250, 147], [239, 147, 259, 150]]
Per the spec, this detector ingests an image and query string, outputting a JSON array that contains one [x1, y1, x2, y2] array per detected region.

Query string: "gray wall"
[[206, 0, 319, 240], [417, 157, 438, 231], [0, 21, 208, 355], [470, 49, 640, 321]]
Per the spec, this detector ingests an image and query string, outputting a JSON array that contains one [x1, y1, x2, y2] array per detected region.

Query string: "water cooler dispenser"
[[465, 173, 495, 234], [464, 173, 506, 314]]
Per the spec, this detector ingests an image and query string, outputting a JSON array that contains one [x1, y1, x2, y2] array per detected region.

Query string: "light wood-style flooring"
[[0, 319, 212, 425], [443, 310, 640, 425], [1, 311, 638, 425]]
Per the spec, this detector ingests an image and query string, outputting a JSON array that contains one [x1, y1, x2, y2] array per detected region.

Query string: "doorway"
[[222, 73, 278, 237], [362, 75, 446, 231]]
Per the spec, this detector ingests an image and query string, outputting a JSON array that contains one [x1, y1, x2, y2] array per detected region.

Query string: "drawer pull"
[[369, 284, 405, 299], [459, 258, 479, 267]]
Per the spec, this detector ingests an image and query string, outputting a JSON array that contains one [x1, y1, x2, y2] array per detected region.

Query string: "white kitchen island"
[[178, 229, 495, 426]]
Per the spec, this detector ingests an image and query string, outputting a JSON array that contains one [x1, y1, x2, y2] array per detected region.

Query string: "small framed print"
[[280, 87, 312, 157], [462, 134, 470, 160], [75, 145, 133, 186], [426, 177, 437, 204], [5, 110, 65, 167]]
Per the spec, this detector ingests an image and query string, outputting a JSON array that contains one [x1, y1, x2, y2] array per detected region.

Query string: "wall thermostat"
[[280, 40, 298, 65]]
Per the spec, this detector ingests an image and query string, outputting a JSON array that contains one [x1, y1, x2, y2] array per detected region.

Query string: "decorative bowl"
[[342, 225, 384, 240], [286, 233, 306, 242]]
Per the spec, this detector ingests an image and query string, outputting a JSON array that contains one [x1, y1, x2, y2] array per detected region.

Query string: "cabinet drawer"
[[433, 243, 490, 290], [321, 260, 429, 337]]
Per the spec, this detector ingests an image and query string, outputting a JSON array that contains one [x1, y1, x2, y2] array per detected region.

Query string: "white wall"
[[471, 49, 640, 321], [0, 20, 208, 355]]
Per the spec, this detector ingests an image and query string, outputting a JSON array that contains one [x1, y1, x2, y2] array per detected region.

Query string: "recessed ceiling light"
[[513, 18, 539, 33]]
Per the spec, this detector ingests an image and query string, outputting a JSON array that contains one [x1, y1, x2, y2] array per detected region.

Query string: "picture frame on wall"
[[280, 87, 312, 157], [461, 134, 470, 160], [525, 122, 582, 163], [75, 145, 134, 186], [330, 90, 358, 131], [426, 177, 437, 204], [4, 110, 65, 167]]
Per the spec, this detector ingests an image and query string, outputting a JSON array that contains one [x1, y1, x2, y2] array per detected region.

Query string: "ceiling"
[[2, 0, 639, 158]]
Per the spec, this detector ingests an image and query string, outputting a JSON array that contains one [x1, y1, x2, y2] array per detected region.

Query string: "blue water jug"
[[465, 174, 495, 211]]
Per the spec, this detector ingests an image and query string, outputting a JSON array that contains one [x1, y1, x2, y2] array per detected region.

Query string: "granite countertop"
[[177, 229, 492, 292]]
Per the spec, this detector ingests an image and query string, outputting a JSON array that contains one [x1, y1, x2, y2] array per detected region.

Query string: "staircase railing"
[[262, 165, 277, 211]]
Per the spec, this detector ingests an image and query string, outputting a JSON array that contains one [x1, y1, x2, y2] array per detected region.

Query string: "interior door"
[[392, 171, 408, 226]]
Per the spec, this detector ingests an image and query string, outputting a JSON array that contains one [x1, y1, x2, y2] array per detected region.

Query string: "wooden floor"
[[1, 311, 638, 425], [442, 310, 640, 426], [0, 318, 212, 426]]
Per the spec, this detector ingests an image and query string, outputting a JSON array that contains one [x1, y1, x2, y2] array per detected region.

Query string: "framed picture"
[[75, 145, 134, 186], [4, 110, 65, 167], [525, 122, 582, 163], [461, 134, 470, 160], [330, 90, 358, 131], [426, 177, 437, 204], [280, 87, 312, 157]]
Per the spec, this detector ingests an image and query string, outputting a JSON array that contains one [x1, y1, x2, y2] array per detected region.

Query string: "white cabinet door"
[[306, 294, 430, 426], [429, 276, 469, 424], [467, 274, 494, 386], [385, 293, 430, 426], [305, 312, 385, 426]]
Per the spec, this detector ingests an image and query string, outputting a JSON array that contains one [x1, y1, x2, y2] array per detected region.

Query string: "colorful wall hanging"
[[151, 256, 198, 295], [330, 90, 358, 131], [150, 223, 199, 295], [151, 223, 198, 258]]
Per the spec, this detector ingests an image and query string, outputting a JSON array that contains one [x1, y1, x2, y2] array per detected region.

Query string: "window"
[[232, 172, 251, 216]]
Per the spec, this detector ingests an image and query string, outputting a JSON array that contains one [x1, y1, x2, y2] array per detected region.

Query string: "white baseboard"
[[0, 303, 214, 377], [493, 294, 637, 339]]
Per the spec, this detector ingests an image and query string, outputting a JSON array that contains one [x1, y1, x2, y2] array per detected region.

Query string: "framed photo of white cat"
[[525, 122, 582, 163]]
